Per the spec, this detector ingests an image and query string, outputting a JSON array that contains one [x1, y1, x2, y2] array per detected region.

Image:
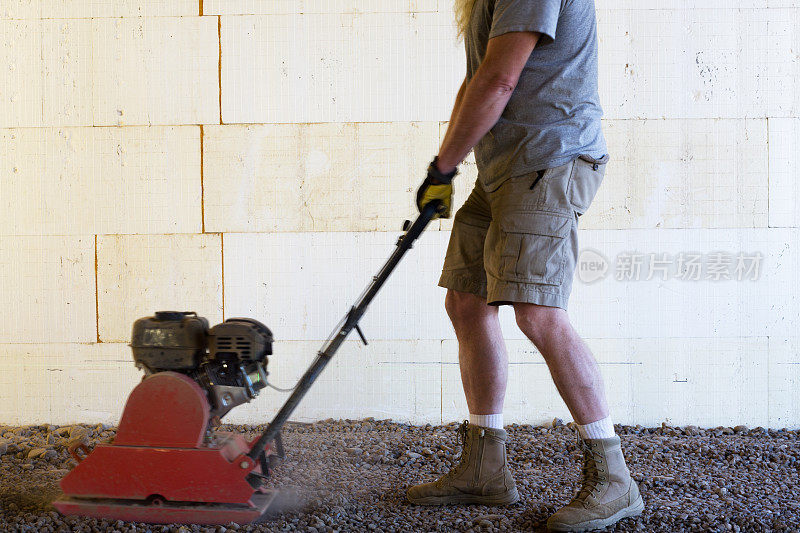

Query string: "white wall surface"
[[0, 1, 797, 429]]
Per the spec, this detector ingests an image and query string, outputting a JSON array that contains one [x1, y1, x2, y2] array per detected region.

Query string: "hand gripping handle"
[[405, 199, 443, 240]]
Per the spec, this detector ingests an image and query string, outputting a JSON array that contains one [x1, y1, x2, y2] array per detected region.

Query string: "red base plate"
[[53, 491, 277, 526]]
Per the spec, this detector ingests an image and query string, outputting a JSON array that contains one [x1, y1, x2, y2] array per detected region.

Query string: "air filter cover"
[[130, 311, 209, 370]]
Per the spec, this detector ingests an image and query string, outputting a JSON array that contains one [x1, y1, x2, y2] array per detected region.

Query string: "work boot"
[[407, 421, 519, 506], [547, 435, 644, 532]]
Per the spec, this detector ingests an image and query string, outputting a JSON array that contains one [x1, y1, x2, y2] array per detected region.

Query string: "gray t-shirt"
[[465, 0, 607, 191]]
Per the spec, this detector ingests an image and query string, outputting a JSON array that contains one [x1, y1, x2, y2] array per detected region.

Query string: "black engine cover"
[[209, 318, 273, 363], [130, 311, 209, 371]]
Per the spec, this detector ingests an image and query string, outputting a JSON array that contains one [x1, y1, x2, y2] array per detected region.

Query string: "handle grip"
[[420, 199, 444, 220]]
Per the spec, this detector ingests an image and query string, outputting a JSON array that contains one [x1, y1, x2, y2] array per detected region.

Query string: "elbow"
[[474, 73, 518, 97], [491, 79, 517, 96]]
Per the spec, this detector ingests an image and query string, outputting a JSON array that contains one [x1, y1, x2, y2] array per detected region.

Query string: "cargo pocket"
[[568, 154, 609, 216], [496, 212, 572, 286]]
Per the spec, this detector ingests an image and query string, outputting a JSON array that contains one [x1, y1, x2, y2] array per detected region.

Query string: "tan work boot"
[[547, 435, 644, 532], [407, 421, 519, 506]]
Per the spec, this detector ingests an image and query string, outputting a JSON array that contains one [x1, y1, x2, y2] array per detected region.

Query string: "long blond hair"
[[454, 0, 478, 41]]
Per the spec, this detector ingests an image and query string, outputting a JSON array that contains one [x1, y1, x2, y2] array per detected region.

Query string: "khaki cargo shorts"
[[438, 154, 608, 309]]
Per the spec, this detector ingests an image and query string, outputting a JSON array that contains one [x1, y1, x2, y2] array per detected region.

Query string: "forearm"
[[436, 75, 515, 173]]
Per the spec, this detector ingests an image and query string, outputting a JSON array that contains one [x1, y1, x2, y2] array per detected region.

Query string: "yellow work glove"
[[416, 157, 457, 219]]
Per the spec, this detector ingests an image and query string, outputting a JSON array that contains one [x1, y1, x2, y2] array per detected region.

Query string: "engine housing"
[[130, 311, 273, 418]]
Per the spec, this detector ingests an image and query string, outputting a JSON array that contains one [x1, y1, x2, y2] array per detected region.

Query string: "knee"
[[513, 303, 566, 346], [445, 290, 492, 326]]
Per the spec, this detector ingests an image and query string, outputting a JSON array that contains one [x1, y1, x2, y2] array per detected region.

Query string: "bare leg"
[[445, 289, 508, 415], [513, 305, 643, 530], [513, 303, 608, 424], [406, 289, 518, 506]]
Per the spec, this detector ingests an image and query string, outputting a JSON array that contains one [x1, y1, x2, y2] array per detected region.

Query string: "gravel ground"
[[0, 419, 798, 532]]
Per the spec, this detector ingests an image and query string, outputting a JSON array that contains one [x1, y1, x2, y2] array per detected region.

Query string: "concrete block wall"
[[1, 1, 798, 429]]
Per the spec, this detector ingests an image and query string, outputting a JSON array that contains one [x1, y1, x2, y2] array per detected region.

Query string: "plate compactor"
[[54, 201, 443, 525]]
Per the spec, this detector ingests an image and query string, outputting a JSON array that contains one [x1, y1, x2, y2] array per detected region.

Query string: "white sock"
[[577, 416, 615, 440], [469, 413, 503, 430]]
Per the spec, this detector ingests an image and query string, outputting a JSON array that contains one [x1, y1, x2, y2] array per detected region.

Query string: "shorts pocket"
[[569, 154, 608, 215], [497, 212, 572, 286]]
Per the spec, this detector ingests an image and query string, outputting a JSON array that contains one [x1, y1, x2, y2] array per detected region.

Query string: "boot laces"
[[575, 438, 605, 502], [437, 420, 470, 484]]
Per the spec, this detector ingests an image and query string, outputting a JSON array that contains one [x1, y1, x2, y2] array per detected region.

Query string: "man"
[[408, 0, 644, 531]]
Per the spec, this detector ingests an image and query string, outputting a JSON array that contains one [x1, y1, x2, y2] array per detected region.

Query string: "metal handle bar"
[[247, 200, 443, 461]]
